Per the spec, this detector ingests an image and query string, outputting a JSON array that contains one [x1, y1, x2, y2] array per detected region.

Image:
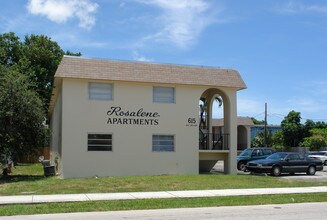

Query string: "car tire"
[[271, 166, 281, 176], [237, 161, 247, 171], [306, 165, 316, 175], [324, 161, 327, 166]]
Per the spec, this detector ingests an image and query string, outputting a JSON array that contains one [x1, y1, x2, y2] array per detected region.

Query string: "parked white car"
[[308, 151, 327, 165]]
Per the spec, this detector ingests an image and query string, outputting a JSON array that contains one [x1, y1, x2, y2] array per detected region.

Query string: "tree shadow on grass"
[[0, 174, 46, 184]]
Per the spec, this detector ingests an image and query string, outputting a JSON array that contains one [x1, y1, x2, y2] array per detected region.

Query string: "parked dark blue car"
[[246, 152, 324, 176], [237, 148, 275, 171]]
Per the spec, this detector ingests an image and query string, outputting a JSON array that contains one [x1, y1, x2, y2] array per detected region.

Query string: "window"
[[288, 154, 300, 161], [252, 149, 263, 156], [263, 149, 273, 155], [88, 134, 112, 151], [153, 86, 175, 103], [89, 82, 113, 100], [152, 135, 174, 152]]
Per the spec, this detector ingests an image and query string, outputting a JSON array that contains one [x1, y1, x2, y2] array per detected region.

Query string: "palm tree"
[[199, 96, 222, 129]]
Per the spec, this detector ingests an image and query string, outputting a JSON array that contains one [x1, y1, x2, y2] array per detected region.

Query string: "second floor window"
[[153, 86, 175, 103], [89, 82, 113, 100]]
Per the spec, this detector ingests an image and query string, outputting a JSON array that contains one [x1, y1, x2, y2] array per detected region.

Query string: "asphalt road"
[[1, 202, 327, 220]]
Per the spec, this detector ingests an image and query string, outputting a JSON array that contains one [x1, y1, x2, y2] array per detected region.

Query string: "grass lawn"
[[1, 163, 327, 196], [1, 163, 327, 216]]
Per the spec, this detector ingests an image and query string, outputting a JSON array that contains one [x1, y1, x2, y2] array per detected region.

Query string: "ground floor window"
[[88, 134, 112, 151], [152, 135, 174, 152]]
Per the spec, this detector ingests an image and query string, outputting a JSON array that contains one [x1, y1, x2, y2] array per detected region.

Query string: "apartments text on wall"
[[107, 106, 160, 126]]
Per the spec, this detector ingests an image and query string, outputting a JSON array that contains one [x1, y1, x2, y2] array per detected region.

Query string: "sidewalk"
[[1, 186, 327, 205]]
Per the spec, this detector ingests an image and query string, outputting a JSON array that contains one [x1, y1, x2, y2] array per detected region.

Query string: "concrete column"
[[224, 90, 238, 174], [246, 126, 251, 148], [207, 96, 213, 150]]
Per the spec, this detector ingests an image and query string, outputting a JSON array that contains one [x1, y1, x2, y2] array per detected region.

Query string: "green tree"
[[300, 128, 327, 151], [252, 131, 273, 148], [315, 121, 327, 129], [65, 50, 82, 56], [0, 66, 48, 164], [281, 110, 304, 148], [199, 96, 222, 128], [23, 34, 65, 110], [0, 32, 80, 171], [0, 32, 23, 66], [271, 130, 284, 151], [251, 117, 265, 125], [0, 32, 81, 112], [303, 119, 316, 138]]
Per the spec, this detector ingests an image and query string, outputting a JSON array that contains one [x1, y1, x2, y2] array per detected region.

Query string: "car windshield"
[[266, 153, 288, 160], [239, 149, 253, 157]]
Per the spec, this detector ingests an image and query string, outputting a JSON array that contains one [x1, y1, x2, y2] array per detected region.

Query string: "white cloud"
[[286, 88, 327, 114], [132, 51, 152, 62], [237, 94, 290, 124], [276, 1, 327, 14], [137, 0, 217, 49], [26, 0, 98, 30], [287, 98, 318, 113], [291, 80, 327, 101], [285, 96, 327, 122], [306, 81, 327, 96], [237, 97, 264, 117], [49, 31, 112, 51]]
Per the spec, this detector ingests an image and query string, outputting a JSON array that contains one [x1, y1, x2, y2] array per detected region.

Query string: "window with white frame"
[[153, 86, 175, 103], [152, 135, 175, 152], [88, 134, 112, 151], [88, 82, 113, 100]]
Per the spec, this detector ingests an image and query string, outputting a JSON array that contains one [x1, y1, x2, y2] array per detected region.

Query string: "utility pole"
[[264, 103, 267, 147]]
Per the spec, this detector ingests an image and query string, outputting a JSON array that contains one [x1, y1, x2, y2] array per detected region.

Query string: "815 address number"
[[187, 118, 196, 124]]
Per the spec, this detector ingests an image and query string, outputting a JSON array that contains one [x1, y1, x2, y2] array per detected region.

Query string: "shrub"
[[300, 136, 326, 151]]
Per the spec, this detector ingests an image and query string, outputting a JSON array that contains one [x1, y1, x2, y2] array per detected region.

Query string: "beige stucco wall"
[[237, 125, 251, 150], [49, 83, 62, 174], [198, 88, 238, 174], [49, 77, 240, 178], [59, 78, 209, 178]]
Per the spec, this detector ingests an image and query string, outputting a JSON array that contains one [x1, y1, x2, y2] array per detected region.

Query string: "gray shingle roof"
[[213, 117, 254, 127], [54, 56, 247, 89], [49, 56, 247, 115]]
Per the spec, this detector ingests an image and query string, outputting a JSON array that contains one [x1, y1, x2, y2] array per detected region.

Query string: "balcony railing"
[[199, 131, 229, 150]]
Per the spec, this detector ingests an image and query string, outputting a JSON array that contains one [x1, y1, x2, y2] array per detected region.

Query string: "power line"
[[251, 111, 327, 122], [301, 118, 327, 122], [252, 112, 265, 118], [267, 113, 285, 119]]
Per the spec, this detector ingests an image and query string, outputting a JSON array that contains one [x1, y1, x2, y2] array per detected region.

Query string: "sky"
[[1, 0, 327, 125]]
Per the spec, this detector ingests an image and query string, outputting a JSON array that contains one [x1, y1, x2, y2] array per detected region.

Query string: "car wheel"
[[306, 165, 316, 175], [324, 161, 327, 166], [271, 166, 281, 176], [237, 161, 246, 171]]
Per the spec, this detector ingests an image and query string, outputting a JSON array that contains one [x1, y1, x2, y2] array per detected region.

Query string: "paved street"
[[1, 202, 327, 220]]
